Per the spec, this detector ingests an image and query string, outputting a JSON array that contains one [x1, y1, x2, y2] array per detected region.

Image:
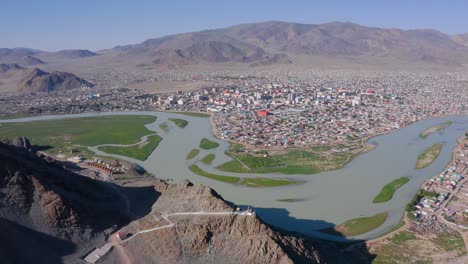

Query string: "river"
[[1, 111, 467, 241]]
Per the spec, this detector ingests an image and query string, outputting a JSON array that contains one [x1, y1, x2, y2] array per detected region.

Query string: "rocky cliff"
[[101, 179, 346, 264], [0, 138, 348, 263], [0, 138, 130, 263]]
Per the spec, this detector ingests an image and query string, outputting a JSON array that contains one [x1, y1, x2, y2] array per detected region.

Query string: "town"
[[1, 70, 467, 149], [410, 133, 468, 229]]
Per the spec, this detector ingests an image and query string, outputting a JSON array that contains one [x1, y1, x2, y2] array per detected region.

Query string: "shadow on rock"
[[242, 206, 377, 263], [0, 218, 76, 264]]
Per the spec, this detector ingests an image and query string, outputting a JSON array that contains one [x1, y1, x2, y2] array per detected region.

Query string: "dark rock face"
[[12, 136, 32, 150], [0, 139, 129, 233]]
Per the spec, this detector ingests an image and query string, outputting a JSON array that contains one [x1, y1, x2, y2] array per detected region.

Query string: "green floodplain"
[[189, 164, 303, 187], [217, 145, 354, 175], [186, 148, 200, 160], [159, 122, 169, 131], [199, 138, 220, 149], [0, 115, 157, 156], [200, 153, 216, 164], [323, 212, 388, 237], [371, 230, 466, 263], [416, 143, 443, 169], [168, 118, 188, 128], [98, 134, 163, 161], [373, 177, 410, 203]]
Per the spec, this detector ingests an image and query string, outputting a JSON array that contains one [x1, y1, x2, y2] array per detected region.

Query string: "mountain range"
[[106, 21, 468, 68], [2, 21, 468, 93], [2, 21, 468, 69]]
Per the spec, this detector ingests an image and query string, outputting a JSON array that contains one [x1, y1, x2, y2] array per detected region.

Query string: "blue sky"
[[2, 0, 467, 51]]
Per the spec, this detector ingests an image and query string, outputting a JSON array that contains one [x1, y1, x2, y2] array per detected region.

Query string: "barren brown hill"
[[17, 55, 45, 66], [0, 48, 41, 62], [109, 32, 289, 69], [452, 33, 468, 46], [99, 21, 468, 69], [4, 21, 468, 71], [38, 49, 98, 60], [0, 63, 93, 93]]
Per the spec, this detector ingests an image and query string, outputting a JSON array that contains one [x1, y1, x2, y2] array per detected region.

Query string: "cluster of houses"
[[413, 193, 448, 219], [412, 137, 468, 226], [425, 167, 464, 193], [86, 159, 126, 174], [153, 70, 468, 148]]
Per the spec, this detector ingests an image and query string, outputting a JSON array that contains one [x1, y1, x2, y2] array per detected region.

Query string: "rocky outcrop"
[[12, 136, 32, 150], [0, 63, 93, 93], [0, 138, 347, 263], [0, 138, 129, 232], [115, 180, 339, 264]]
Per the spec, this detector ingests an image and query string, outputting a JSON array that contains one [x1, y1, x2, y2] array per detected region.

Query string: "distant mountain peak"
[[54, 49, 97, 58]]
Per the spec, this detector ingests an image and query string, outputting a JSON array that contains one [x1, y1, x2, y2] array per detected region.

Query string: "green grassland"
[[0, 115, 157, 155], [200, 153, 216, 164], [370, 230, 466, 264], [199, 138, 220, 149], [239, 177, 303, 187], [218, 149, 352, 175], [373, 177, 410, 203], [325, 212, 388, 237], [378, 221, 406, 237], [416, 143, 442, 169], [186, 149, 200, 160], [168, 118, 188, 128], [159, 123, 169, 131], [390, 231, 417, 245], [189, 165, 302, 187], [432, 233, 466, 253], [98, 134, 163, 161], [190, 164, 240, 184]]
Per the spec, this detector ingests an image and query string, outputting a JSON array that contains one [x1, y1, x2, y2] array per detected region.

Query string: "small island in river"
[[419, 121, 453, 139], [416, 143, 443, 169]]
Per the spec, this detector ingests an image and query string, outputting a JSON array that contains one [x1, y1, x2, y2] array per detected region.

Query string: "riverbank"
[[208, 113, 403, 176], [360, 135, 468, 263], [364, 134, 466, 245], [1, 111, 467, 241]]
